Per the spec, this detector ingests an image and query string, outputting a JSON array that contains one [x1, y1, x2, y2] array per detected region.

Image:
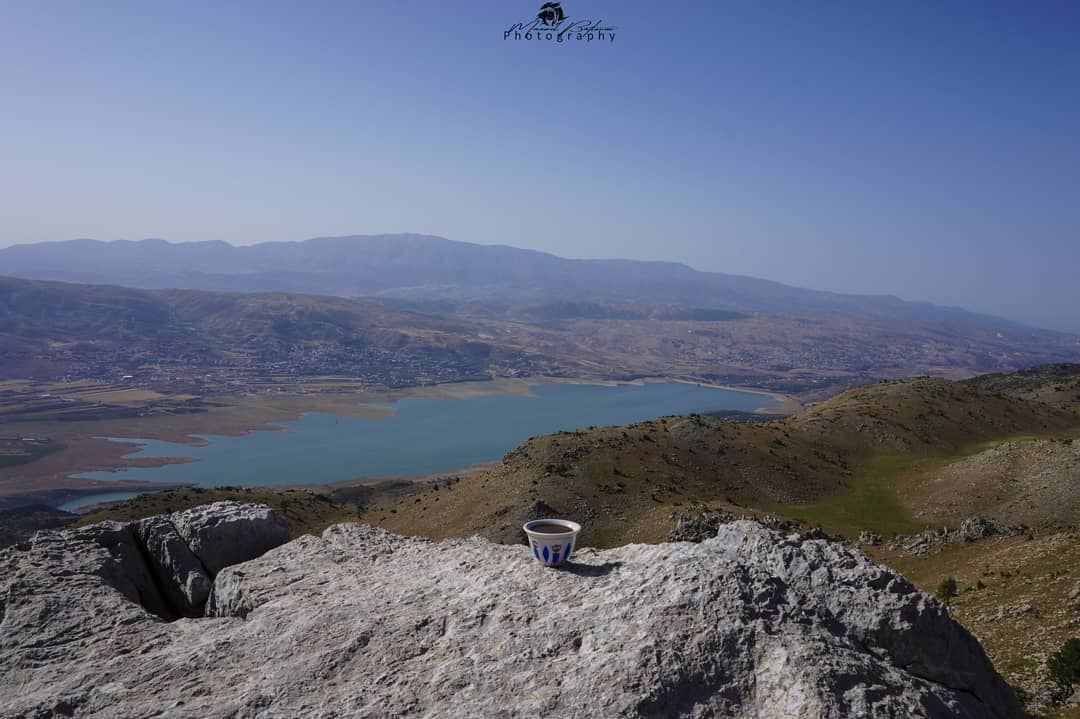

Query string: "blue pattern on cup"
[[524, 519, 581, 568]]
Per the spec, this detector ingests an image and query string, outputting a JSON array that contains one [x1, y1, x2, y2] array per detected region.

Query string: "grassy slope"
[[766, 452, 928, 536], [372, 376, 1079, 546]]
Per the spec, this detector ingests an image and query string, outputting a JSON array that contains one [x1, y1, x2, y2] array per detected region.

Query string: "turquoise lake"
[[66, 382, 775, 509]]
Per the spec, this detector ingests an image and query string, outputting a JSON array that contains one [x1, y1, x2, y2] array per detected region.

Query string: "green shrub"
[[935, 576, 958, 606], [1047, 637, 1080, 702]]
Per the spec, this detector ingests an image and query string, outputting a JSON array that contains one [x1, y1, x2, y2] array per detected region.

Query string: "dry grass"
[[370, 413, 855, 548]]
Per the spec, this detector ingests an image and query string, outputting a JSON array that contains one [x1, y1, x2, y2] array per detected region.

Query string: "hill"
[[0, 234, 1031, 326], [963, 363, 1080, 409]]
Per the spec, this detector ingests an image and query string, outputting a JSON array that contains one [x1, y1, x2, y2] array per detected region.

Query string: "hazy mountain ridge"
[[0, 234, 1020, 327], [0, 275, 547, 387], [2, 275, 1079, 398]]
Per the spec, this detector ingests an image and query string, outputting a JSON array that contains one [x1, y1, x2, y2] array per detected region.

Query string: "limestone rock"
[[0, 515, 1024, 718], [889, 516, 1026, 555], [0, 521, 165, 689], [134, 514, 213, 617], [957, 516, 1023, 542], [169, 500, 290, 575], [858, 530, 883, 546]]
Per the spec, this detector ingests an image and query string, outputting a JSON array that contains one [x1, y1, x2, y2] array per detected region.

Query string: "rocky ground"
[[0, 503, 1024, 718], [901, 438, 1080, 529]]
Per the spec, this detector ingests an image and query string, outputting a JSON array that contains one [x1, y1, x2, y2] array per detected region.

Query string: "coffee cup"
[[523, 518, 581, 567]]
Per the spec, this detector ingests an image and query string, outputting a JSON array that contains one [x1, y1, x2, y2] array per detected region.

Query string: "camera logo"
[[537, 3, 566, 25]]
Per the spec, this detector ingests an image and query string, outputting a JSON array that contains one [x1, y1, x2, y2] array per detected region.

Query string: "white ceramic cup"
[[523, 518, 581, 567]]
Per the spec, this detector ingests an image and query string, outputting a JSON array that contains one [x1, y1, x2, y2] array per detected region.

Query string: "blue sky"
[[1, 1, 1077, 331]]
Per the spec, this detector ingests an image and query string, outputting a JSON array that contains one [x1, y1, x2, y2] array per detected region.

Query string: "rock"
[[976, 601, 1038, 624], [130, 503, 288, 617], [888, 516, 1026, 555], [134, 515, 213, 617], [667, 504, 736, 542], [169, 501, 290, 576], [751, 512, 803, 533], [889, 528, 946, 555], [797, 526, 832, 540], [668, 505, 809, 543], [0, 521, 166, 680], [0, 517, 1023, 718], [957, 516, 1023, 542], [858, 530, 883, 546]]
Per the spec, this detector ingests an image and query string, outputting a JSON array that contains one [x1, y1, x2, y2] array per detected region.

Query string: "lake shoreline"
[[2, 377, 796, 510]]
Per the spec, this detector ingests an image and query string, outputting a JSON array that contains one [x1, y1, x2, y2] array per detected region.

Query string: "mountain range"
[[0, 234, 1021, 327]]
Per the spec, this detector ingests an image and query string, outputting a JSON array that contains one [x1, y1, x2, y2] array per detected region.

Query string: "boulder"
[[0, 516, 1024, 718], [134, 515, 213, 617], [169, 500, 290, 576]]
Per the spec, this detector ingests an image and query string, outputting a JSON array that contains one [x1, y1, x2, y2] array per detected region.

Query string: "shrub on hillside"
[[1047, 637, 1080, 703], [935, 576, 958, 606]]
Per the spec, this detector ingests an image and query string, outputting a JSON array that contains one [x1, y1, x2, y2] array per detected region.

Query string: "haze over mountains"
[[0, 234, 1021, 328]]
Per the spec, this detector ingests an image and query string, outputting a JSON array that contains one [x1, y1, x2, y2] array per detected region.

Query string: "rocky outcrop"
[[134, 515, 213, 617], [957, 516, 1024, 543], [667, 504, 832, 543], [169, 501, 289, 576], [668, 504, 739, 541], [130, 501, 288, 617], [0, 502, 287, 627], [858, 530, 883, 546], [888, 516, 1026, 555], [0, 509, 1023, 718]]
